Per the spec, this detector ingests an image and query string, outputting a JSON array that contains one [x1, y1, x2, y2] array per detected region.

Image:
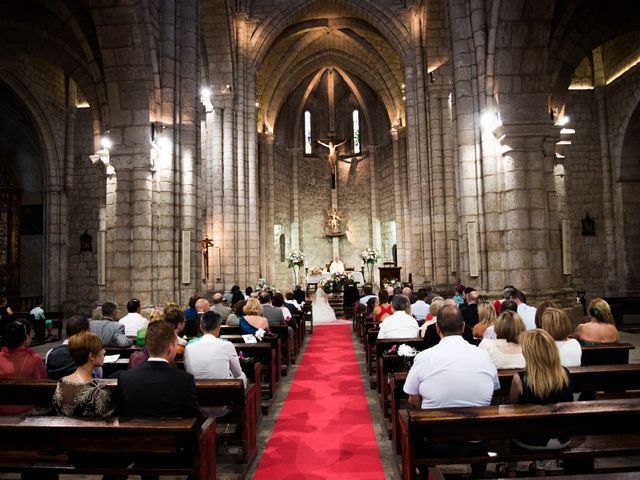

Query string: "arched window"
[[279, 234, 286, 262], [352, 109, 360, 154], [304, 111, 312, 154]]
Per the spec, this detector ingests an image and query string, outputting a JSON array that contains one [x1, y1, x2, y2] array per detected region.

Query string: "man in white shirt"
[[329, 256, 345, 273], [377, 295, 419, 339], [184, 311, 247, 387], [403, 304, 499, 477], [410, 289, 430, 321], [118, 298, 148, 336], [515, 290, 537, 330]]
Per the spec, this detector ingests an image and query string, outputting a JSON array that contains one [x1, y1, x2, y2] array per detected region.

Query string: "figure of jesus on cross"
[[317, 138, 347, 188]]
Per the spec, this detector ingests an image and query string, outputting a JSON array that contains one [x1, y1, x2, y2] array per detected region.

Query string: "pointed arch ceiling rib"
[[257, 8, 405, 133]]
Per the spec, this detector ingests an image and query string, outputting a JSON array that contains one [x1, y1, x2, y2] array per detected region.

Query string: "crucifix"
[[201, 236, 213, 279]]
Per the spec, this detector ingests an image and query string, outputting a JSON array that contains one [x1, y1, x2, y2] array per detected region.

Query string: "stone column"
[[595, 89, 620, 292], [390, 128, 407, 274], [496, 124, 562, 294], [222, 98, 236, 288], [247, 69, 260, 282]]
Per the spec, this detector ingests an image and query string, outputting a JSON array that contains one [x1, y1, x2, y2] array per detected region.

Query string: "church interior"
[[1, 0, 640, 479], [0, 0, 639, 310]]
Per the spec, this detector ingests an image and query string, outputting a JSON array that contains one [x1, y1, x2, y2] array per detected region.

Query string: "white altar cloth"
[[305, 271, 365, 286]]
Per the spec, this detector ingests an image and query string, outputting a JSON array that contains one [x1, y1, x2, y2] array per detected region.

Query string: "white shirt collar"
[[147, 357, 169, 363]]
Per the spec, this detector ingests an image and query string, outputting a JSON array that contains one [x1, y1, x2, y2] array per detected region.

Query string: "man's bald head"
[[212, 293, 223, 304], [195, 298, 210, 313]]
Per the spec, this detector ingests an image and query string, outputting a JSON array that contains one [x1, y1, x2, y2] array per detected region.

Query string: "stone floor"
[[4, 324, 640, 479]]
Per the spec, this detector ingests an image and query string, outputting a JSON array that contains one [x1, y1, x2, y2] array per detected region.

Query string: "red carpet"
[[253, 324, 385, 479]]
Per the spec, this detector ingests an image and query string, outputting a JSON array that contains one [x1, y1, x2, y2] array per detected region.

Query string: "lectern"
[[378, 266, 401, 285]]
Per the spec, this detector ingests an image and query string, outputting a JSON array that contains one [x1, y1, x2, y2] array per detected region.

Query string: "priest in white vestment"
[[329, 256, 345, 273]]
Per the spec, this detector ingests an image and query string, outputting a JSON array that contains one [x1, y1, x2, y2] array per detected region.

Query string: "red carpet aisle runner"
[[253, 324, 385, 479]]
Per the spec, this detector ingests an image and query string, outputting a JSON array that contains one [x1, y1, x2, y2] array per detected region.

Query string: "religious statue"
[[201, 236, 214, 279], [317, 139, 347, 170], [326, 208, 343, 234]]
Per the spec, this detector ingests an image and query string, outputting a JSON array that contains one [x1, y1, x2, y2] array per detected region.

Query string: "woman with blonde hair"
[[534, 300, 561, 329], [240, 297, 269, 334], [479, 310, 526, 368], [573, 298, 619, 345], [507, 329, 573, 475], [541, 308, 581, 366], [472, 300, 497, 339]]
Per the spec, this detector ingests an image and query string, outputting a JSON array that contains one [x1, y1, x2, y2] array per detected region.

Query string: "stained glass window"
[[353, 110, 360, 154], [304, 111, 312, 154]]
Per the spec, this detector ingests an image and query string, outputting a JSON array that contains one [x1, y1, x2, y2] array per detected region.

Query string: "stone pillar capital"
[[495, 123, 559, 153]]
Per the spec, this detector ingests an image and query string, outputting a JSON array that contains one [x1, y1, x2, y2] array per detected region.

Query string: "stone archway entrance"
[[0, 162, 20, 300]]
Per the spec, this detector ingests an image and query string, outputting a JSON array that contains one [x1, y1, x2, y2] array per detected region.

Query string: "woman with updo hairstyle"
[[226, 299, 245, 327], [240, 297, 269, 334], [573, 298, 619, 345], [507, 329, 573, 474], [479, 310, 526, 368], [365, 297, 379, 323], [0, 320, 47, 415], [53, 331, 114, 418], [472, 300, 497, 339], [541, 308, 581, 366]]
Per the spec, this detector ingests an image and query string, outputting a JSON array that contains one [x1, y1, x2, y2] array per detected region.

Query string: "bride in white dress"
[[312, 288, 337, 324]]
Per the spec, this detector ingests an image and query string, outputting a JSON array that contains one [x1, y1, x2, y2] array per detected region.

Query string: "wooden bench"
[[390, 363, 640, 454], [399, 398, 640, 480], [302, 303, 313, 334], [0, 415, 216, 479], [375, 338, 424, 417], [581, 342, 635, 365], [0, 376, 258, 465], [365, 327, 380, 388]]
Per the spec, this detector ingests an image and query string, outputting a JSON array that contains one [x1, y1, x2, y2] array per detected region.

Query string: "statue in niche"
[[326, 208, 344, 235]]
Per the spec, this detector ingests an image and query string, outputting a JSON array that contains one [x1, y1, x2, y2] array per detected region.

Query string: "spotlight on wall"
[[556, 115, 570, 126], [200, 87, 213, 112], [100, 135, 112, 150]]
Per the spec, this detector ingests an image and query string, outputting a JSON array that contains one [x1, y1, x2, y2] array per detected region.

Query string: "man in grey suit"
[[258, 292, 286, 327], [90, 301, 133, 347], [211, 293, 232, 322]]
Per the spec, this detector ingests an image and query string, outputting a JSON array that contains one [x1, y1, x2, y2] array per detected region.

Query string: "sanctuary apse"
[[0, 0, 639, 313]]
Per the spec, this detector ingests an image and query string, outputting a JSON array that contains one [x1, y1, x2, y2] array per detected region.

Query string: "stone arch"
[[0, 72, 66, 307], [266, 50, 398, 130], [249, 0, 412, 69], [618, 99, 640, 287]]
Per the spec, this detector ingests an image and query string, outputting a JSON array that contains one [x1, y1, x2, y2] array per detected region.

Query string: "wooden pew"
[[398, 398, 640, 480], [0, 416, 216, 479], [302, 303, 313, 334], [220, 334, 282, 382], [0, 376, 257, 466], [375, 338, 424, 417], [365, 328, 380, 388], [390, 363, 640, 454], [580, 342, 635, 365]]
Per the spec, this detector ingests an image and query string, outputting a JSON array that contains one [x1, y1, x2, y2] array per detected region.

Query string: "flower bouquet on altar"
[[286, 250, 305, 268], [382, 277, 403, 290], [330, 271, 352, 291], [319, 278, 334, 293], [308, 265, 323, 276]]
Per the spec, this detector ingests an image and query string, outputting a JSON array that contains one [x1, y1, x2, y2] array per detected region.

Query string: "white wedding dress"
[[312, 288, 337, 324]]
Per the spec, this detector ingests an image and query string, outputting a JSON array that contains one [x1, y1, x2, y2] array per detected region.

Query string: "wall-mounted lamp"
[[80, 230, 93, 253]]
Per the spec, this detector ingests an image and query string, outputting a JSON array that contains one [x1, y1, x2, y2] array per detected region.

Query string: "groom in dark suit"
[[116, 321, 200, 418]]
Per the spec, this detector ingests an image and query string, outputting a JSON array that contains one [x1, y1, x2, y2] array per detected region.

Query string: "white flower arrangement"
[[308, 265, 324, 275], [359, 247, 379, 264], [382, 277, 403, 289], [398, 344, 418, 357], [286, 250, 305, 268]]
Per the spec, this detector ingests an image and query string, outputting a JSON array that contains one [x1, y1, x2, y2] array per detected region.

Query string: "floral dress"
[[53, 377, 115, 418]]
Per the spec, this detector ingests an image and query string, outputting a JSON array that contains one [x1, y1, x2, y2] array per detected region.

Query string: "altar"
[[305, 270, 365, 286]]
